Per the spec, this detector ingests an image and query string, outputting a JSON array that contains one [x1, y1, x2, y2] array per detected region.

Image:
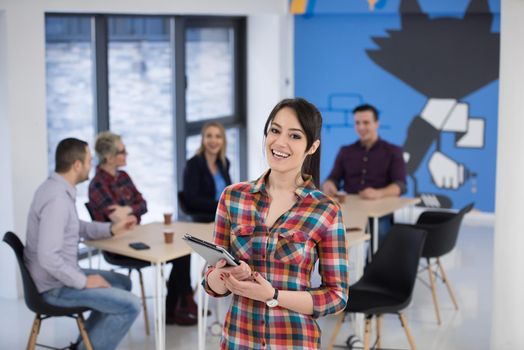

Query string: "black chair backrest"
[[178, 191, 214, 223], [360, 225, 427, 300], [84, 202, 95, 220], [417, 202, 473, 258], [2, 232, 87, 316], [3, 232, 43, 313]]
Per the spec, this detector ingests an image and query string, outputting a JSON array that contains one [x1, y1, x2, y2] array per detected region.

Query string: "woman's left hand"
[[222, 271, 274, 303]]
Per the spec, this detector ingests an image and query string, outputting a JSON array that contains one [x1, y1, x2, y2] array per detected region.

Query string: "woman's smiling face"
[[265, 107, 310, 176]]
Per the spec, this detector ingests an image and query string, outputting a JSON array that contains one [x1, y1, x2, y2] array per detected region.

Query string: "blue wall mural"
[[295, 0, 500, 212]]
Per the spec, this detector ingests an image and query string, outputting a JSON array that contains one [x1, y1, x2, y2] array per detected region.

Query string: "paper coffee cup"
[[163, 230, 174, 244], [163, 212, 172, 225]]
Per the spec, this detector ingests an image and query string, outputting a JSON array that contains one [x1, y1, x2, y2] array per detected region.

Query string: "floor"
[[0, 222, 493, 349]]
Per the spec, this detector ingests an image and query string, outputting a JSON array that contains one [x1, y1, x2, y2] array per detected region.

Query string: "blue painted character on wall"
[[367, 0, 499, 208], [294, 0, 500, 211]]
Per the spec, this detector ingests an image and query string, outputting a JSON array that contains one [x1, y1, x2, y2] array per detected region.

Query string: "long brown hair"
[[263, 98, 322, 188]]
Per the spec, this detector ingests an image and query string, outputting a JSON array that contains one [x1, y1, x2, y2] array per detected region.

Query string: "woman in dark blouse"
[[183, 121, 233, 223]]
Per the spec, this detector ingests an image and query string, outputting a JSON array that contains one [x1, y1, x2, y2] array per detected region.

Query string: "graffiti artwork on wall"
[[365, 0, 499, 208]]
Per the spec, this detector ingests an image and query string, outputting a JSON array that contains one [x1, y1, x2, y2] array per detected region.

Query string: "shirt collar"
[[50, 172, 77, 200], [250, 169, 317, 199], [357, 137, 382, 151], [96, 165, 118, 182]]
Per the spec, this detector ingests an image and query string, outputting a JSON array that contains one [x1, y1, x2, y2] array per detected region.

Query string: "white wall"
[[247, 14, 294, 180], [0, 1, 48, 298], [0, 9, 19, 299], [0, 0, 291, 299], [491, 0, 524, 348]]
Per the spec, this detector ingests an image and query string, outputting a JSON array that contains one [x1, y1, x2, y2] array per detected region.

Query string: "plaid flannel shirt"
[[88, 166, 147, 223], [204, 170, 349, 349]]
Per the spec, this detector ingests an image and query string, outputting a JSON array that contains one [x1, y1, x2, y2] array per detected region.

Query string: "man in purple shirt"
[[24, 138, 141, 350], [322, 104, 407, 244]]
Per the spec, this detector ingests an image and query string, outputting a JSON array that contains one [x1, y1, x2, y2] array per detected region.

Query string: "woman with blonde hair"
[[183, 121, 233, 222]]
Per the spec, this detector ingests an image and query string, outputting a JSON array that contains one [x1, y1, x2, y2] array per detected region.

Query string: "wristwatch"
[[266, 288, 279, 308]]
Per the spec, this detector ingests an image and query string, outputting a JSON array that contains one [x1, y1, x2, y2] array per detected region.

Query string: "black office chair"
[[3, 232, 93, 350], [407, 202, 474, 325], [178, 191, 214, 223], [84, 203, 150, 335], [328, 225, 427, 350]]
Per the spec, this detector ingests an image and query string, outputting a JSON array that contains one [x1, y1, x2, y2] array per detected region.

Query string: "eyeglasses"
[[116, 148, 127, 155]]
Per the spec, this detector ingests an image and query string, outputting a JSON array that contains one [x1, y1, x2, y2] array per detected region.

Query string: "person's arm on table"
[[121, 172, 148, 220], [359, 182, 402, 199], [80, 214, 137, 240], [80, 216, 136, 288], [322, 149, 345, 197], [107, 204, 133, 222], [322, 180, 339, 197]]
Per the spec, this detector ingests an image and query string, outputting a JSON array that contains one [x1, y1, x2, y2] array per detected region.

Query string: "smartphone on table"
[[129, 242, 150, 250]]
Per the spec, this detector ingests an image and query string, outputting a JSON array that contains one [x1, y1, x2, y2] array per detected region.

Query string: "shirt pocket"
[[230, 223, 254, 261], [274, 228, 308, 265]]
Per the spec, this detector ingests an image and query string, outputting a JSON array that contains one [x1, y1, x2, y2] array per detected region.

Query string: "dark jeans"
[[368, 214, 394, 249], [42, 269, 141, 350]]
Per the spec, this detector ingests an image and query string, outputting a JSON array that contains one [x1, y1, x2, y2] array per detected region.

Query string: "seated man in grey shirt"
[[24, 138, 141, 350]]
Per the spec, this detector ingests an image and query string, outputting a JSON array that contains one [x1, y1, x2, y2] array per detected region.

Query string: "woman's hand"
[[222, 271, 274, 303], [206, 259, 252, 295], [215, 259, 252, 281], [108, 204, 133, 223]]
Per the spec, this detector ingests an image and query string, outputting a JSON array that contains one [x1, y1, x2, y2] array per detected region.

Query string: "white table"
[[85, 221, 214, 350], [339, 195, 420, 254]]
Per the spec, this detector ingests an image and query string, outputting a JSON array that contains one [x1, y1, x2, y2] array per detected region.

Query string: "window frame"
[[45, 13, 247, 217]]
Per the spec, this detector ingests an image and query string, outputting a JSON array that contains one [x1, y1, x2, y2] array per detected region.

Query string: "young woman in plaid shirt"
[[204, 98, 350, 349]]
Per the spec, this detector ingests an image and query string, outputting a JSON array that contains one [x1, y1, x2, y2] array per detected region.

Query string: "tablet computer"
[[182, 234, 240, 267]]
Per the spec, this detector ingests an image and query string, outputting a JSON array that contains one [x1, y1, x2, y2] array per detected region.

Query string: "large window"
[[185, 27, 235, 122], [45, 15, 246, 221], [45, 16, 95, 218], [183, 19, 246, 189], [108, 17, 174, 222]]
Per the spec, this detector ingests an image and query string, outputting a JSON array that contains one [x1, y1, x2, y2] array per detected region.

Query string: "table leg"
[[372, 217, 379, 254], [204, 289, 210, 344], [353, 241, 365, 340], [198, 279, 204, 350], [409, 203, 415, 224], [153, 262, 166, 350], [87, 247, 92, 269]]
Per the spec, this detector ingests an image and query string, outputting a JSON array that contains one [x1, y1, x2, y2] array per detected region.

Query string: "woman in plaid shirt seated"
[[204, 98, 350, 349]]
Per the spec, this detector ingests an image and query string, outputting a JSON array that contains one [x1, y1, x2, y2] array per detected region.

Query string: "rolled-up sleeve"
[[202, 188, 232, 297], [37, 197, 87, 290], [79, 220, 111, 240], [308, 208, 349, 318], [390, 146, 407, 194], [326, 149, 345, 188]]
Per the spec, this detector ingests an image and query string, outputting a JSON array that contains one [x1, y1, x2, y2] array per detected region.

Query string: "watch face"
[[266, 299, 278, 308]]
